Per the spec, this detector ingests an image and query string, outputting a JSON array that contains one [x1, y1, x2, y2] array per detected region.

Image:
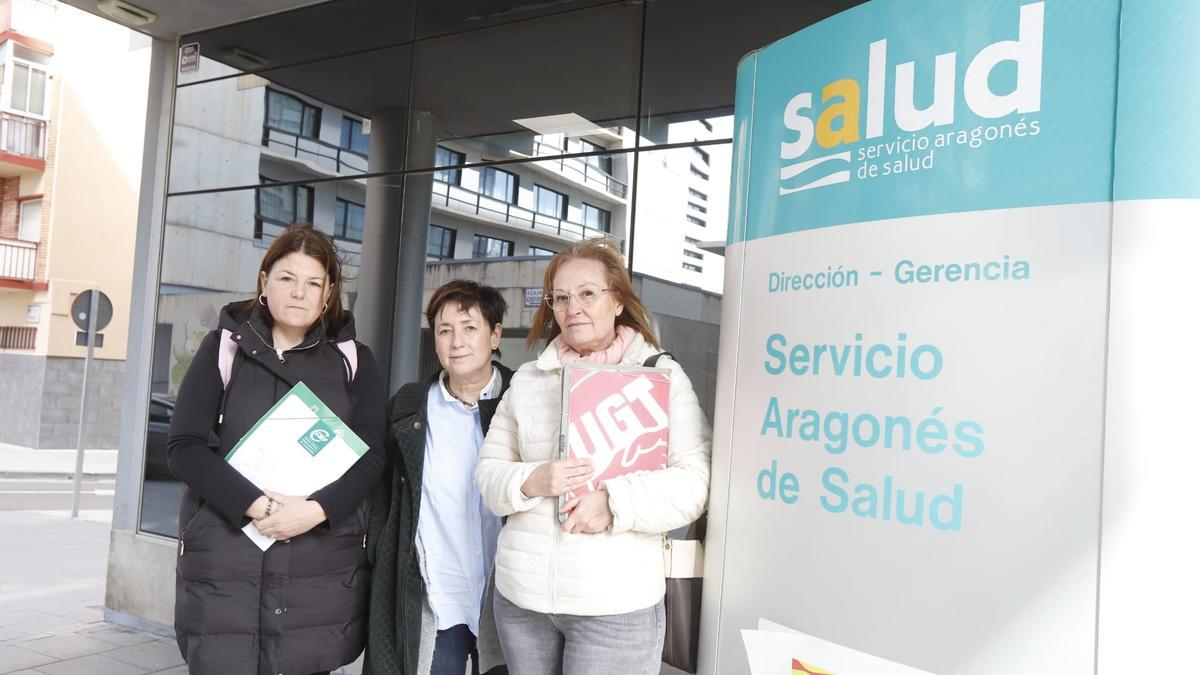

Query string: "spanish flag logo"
[[792, 658, 835, 675]]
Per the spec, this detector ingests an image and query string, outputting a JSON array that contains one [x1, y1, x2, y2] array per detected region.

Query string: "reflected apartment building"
[[147, 55, 730, 537], [157, 54, 728, 399]]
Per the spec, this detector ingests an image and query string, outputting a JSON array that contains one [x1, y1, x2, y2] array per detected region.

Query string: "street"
[[0, 478, 115, 514]]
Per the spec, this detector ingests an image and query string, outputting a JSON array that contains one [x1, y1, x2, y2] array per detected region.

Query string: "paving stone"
[[1, 617, 81, 641], [80, 626, 156, 648], [13, 634, 116, 660], [0, 644, 55, 673], [0, 612, 53, 630], [0, 626, 29, 644], [41, 608, 102, 626], [101, 639, 182, 671], [40, 624, 97, 639], [148, 666, 187, 674], [35, 653, 148, 675]]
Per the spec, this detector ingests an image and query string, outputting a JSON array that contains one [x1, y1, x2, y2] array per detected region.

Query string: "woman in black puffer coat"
[[168, 225, 386, 675]]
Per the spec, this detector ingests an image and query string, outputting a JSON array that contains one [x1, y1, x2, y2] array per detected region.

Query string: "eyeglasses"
[[545, 286, 613, 311]]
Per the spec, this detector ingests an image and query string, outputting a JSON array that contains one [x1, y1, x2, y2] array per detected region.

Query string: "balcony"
[[0, 0, 56, 51], [261, 125, 368, 176], [432, 180, 620, 246], [0, 111, 46, 162], [0, 237, 36, 281], [532, 141, 627, 199]]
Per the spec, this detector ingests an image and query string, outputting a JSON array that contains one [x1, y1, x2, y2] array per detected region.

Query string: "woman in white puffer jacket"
[[474, 238, 711, 675]]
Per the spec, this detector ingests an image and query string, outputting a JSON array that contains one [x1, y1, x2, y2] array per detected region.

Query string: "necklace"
[[445, 377, 479, 409]]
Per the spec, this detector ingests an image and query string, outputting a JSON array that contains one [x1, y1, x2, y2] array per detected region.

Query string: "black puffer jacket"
[[168, 301, 386, 675]]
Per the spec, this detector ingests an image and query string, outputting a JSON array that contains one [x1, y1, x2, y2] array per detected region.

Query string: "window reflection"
[[256, 180, 314, 239], [472, 234, 514, 258], [334, 199, 366, 242], [480, 167, 517, 203], [340, 117, 370, 156], [533, 185, 566, 219], [434, 146, 464, 185], [428, 224, 456, 260], [266, 88, 320, 138], [582, 203, 612, 233]]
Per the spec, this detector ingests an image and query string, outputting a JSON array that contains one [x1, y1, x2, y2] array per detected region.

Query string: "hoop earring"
[[322, 302, 329, 313], [258, 294, 267, 306]]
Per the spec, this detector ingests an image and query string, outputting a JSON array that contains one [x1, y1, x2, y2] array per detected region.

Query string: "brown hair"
[[527, 237, 659, 350], [245, 224, 349, 336], [426, 279, 509, 354]]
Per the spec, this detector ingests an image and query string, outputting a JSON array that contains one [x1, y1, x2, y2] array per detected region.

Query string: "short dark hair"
[[426, 280, 508, 352], [245, 224, 349, 336]]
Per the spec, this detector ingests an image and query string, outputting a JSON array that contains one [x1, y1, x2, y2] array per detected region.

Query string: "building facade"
[[0, 0, 150, 448]]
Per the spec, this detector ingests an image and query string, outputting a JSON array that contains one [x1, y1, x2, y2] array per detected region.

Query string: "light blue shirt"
[[416, 367, 503, 635]]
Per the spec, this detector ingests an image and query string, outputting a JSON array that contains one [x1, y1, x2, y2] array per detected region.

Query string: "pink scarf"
[[554, 325, 638, 365]]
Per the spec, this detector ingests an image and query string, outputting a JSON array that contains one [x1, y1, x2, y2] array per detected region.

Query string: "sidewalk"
[[0, 444, 368, 674], [0, 510, 365, 674], [0, 445, 117, 479], [0, 511, 183, 674]]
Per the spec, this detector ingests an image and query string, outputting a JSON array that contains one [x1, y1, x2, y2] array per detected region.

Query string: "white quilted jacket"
[[475, 333, 711, 616]]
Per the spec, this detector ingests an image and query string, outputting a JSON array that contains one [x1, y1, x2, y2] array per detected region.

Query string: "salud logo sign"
[[779, 1, 1044, 194], [298, 420, 335, 456]]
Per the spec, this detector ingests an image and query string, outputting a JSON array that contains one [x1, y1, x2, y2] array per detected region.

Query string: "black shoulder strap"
[[643, 351, 674, 368]]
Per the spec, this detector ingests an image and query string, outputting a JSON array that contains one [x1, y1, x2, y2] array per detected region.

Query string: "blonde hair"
[[527, 237, 660, 350]]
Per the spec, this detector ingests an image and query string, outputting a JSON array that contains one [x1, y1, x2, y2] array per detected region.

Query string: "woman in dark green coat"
[[366, 280, 512, 675]]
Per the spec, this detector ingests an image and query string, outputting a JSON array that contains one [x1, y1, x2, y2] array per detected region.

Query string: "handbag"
[[662, 513, 706, 673]]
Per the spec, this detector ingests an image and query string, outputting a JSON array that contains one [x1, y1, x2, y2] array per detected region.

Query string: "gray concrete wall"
[[105, 530, 176, 629], [637, 275, 724, 421], [654, 314, 720, 422], [0, 354, 46, 447], [36, 357, 126, 449]]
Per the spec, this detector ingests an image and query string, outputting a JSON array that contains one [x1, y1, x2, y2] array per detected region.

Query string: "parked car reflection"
[[145, 393, 175, 480], [140, 393, 183, 537]]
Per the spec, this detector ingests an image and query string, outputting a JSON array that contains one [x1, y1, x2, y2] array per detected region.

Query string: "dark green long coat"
[[364, 363, 513, 675]]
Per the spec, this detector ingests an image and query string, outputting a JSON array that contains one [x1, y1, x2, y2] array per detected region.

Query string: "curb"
[[0, 472, 118, 480]]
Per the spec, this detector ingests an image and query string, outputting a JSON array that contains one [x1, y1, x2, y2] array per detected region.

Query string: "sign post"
[[70, 290, 112, 518]]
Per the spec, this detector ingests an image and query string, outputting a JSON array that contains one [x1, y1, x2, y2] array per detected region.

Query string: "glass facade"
[[137, 0, 862, 537]]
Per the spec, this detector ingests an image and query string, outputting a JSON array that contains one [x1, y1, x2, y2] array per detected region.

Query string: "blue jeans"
[[431, 624, 478, 675], [493, 591, 665, 675]]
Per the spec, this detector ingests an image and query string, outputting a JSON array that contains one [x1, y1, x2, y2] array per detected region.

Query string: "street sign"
[[179, 42, 199, 74], [71, 289, 109, 518], [71, 290, 112, 332], [524, 288, 543, 308], [75, 331, 104, 348]]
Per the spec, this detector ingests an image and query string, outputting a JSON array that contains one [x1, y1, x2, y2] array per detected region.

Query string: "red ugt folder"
[[559, 362, 671, 513]]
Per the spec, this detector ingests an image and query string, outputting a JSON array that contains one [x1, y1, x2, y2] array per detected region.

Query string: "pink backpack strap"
[[217, 329, 237, 389], [337, 340, 358, 381]]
